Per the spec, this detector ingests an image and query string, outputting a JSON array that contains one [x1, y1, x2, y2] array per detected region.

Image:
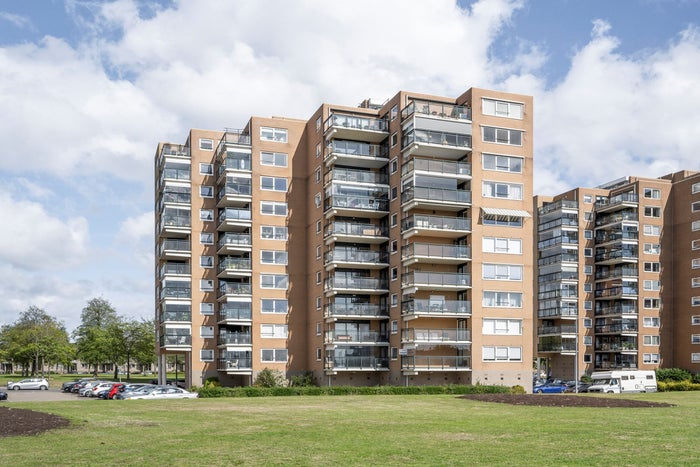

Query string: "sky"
[[1, 0, 699, 332]]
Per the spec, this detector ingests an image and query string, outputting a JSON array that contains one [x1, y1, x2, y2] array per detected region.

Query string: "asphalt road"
[[1, 388, 86, 403]]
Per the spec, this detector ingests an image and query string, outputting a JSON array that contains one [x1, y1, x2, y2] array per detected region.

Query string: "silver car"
[[7, 378, 49, 390]]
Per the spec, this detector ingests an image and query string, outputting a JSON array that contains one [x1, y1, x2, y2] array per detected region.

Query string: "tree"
[[0, 306, 72, 376], [121, 319, 156, 379], [73, 298, 120, 376]]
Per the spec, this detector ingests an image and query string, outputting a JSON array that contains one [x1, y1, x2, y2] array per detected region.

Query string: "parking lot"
[[1, 388, 85, 403]]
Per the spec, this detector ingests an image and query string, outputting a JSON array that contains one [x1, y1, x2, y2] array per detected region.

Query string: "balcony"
[[401, 100, 472, 121], [595, 193, 639, 213], [595, 304, 638, 317], [401, 186, 471, 212], [325, 330, 389, 344], [324, 248, 388, 270], [160, 190, 191, 206], [324, 222, 388, 245], [159, 215, 190, 237], [158, 143, 189, 161], [595, 341, 638, 353], [160, 263, 190, 277], [325, 357, 389, 372], [217, 258, 252, 278], [324, 275, 389, 295], [217, 282, 252, 299], [537, 325, 577, 337], [401, 158, 471, 180], [324, 194, 389, 219], [217, 181, 252, 208], [159, 311, 191, 323], [402, 243, 471, 266], [217, 233, 252, 255], [595, 210, 638, 228], [324, 302, 389, 320], [324, 114, 389, 143], [538, 199, 578, 216], [595, 322, 638, 335], [401, 299, 471, 319], [218, 303, 252, 323], [324, 140, 388, 171], [595, 248, 638, 265], [401, 214, 471, 239], [159, 286, 191, 300], [401, 355, 472, 372], [538, 215, 579, 233], [595, 286, 638, 300], [218, 208, 252, 231], [402, 328, 471, 344], [538, 252, 578, 268], [402, 272, 471, 292], [218, 332, 252, 346], [159, 239, 191, 259], [537, 341, 577, 354], [537, 304, 578, 319], [595, 267, 638, 282], [160, 166, 190, 183], [402, 129, 472, 159], [217, 357, 253, 372], [325, 167, 388, 186], [537, 234, 578, 250], [159, 334, 191, 348], [595, 229, 639, 246]]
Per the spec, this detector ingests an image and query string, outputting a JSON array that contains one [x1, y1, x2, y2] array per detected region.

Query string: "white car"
[[125, 386, 198, 400], [7, 378, 49, 390]]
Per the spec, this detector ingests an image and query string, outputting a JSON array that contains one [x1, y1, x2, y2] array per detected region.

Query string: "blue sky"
[[1, 0, 699, 332]]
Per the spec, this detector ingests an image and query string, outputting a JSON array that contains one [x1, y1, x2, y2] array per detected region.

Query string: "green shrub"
[[290, 372, 315, 387], [510, 385, 526, 394], [656, 368, 692, 382], [692, 373, 700, 384], [658, 381, 700, 392], [196, 384, 514, 398], [253, 368, 285, 388]]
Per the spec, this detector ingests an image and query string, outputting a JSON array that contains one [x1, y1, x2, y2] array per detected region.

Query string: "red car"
[[106, 383, 125, 400]]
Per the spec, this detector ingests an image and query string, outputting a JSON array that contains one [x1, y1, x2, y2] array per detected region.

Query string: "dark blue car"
[[533, 382, 568, 394]]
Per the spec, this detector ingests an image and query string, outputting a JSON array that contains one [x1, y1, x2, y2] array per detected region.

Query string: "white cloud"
[[0, 11, 34, 30], [117, 211, 153, 243]]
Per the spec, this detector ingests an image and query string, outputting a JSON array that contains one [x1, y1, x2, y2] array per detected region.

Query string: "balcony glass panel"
[[219, 208, 252, 222], [324, 114, 388, 132], [401, 355, 471, 370], [325, 222, 387, 238], [219, 303, 252, 321], [326, 140, 387, 159], [160, 310, 191, 322], [401, 186, 471, 204], [160, 239, 190, 253], [325, 168, 388, 185], [160, 287, 191, 299], [402, 328, 471, 342], [218, 332, 252, 345], [160, 334, 191, 346], [403, 272, 471, 287], [218, 258, 252, 273], [326, 356, 389, 369], [402, 128, 472, 149], [218, 282, 252, 296], [160, 263, 190, 275], [403, 299, 471, 315], [218, 233, 251, 248], [325, 248, 387, 265], [401, 100, 472, 121], [401, 215, 471, 232], [325, 302, 388, 318], [403, 243, 470, 260], [326, 275, 388, 290], [325, 195, 389, 212]]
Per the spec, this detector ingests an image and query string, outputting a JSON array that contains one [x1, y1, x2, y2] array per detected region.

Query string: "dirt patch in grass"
[[460, 393, 674, 408], [0, 406, 70, 437]]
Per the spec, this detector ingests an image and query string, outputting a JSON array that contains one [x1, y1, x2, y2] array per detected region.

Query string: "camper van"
[[587, 370, 657, 393]]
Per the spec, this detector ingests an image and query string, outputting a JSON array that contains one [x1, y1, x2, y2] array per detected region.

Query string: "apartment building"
[[155, 87, 534, 389], [534, 171, 700, 380]]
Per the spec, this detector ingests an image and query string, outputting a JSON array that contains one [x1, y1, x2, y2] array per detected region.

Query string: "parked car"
[[0, 390, 7, 401], [124, 386, 198, 400], [114, 385, 158, 400], [565, 382, 592, 393], [6, 378, 49, 390], [533, 382, 568, 394], [88, 382, 115, 398], [63, 378, 96, 392]]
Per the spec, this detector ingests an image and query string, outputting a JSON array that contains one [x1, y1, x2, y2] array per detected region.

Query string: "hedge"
[[197, 384, 515, 398], [657, 381, 700, 392]]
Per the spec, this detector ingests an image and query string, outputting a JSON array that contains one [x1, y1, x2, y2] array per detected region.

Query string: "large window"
[[261, 250, 288, 265], [692, 201, 700, 212], [482, 346, 522, 361], [261, 349, 288, 362], [643, 188, 661, 199], [199, 139, 213, 150], [260, 201, 288, 216], [261, 274, 288, 289], [643, 335, 660, 346], [644, 243, 661, 254], [261, 225, 288, 240], [260, 151, 288, 167], [482, 153, 522, 173], [644, 298, 661, 309], [643, 317, 660, 327], [482, 237, 522, 254], [260, 127, 288, 143], [643, 353, 660, 364], [692, 182, 700, 194], [482, 291, 522, 308], [482, 319, 522, 335], [482, 98, 523, 119], [261, 176, 288, 192], [643, 225, 661, 236], [644, 206, 661, 218], [482, 126, 522, 146], [261, 299, 288, 314], [200, 350, 214, 361], [482, 181, 523, 200], [260, 324, 288, 338], [643, 280, 661, 291], [482, 264, 523, 281]]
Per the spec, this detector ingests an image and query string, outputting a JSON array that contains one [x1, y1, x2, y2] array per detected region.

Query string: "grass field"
[[1, 392, 699, 465]]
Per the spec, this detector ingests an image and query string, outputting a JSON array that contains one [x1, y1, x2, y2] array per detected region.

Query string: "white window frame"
[[644, 298, 661, 309], [200, 256, 213, 268], [643, 188, 661, 199], [260, 176, 288, 192], [643, 225, 661, 236], [693, 298, 700, 308], [200, 186, 214, 198], [482, 181, 523, 200], [583, 336, 592, 346], [314, 193, 322, 208], [260, 324, 288, 339], [200, 279, 214, 291], [482, 153, 523, 173], [261, 225, 288, 240], [482, 264, 523, 281], [260, 127, 288, 143], [643, 317, 660, 328], [482, 318, 522, 335], [200, 209, 213, 221], [693, 277, 700, 288], [482, 291, 523, 308], [693, 220, 700, 231], [260, 201, 288, 216], [200, 326, 214, 338], [644, 243, 661, 255], [199, 139, 213, 151], [691, 201, 700, 213], [692, 182, 700, 194], [260, 250, 288, 265], [261, 349, 288, 362], [644, 206, 661, 218], [643, 353, 660, 364], [693, 315, 700, 323], [643, 280, 661, 291], [199, 162, 213, 175], [200, 303, 214, 315], [693, 239, 700, 250], [260, 151, 288, 167], [260, 274, 288, 289], [200, 349, 214, 361], [482, 126, 523, 146], [482, 98, 523, 119], [643, 335, 660, 346], [482, 346, 522, 361], [644, 262, 661, 272], [200, 232, 214, 245]]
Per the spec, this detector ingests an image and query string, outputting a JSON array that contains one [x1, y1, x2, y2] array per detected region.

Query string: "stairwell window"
[[693, 220, 700, 231], [260, 201, 288, 216], [643, 188, 661, 199], [644, 206, 661, 218], [482, 126, 522, 146], [482, 264, 522, 281], [643, 335, 660, 346], [260, 324, 288, 338], [260, 151, 288, 167], [483, 153, 523, 173], [482, 237, 522, 254], [261, 274, 288, 289], [199, 138, 213, 150], [260, 127, 288, 143], [261, 176, 288, 192]]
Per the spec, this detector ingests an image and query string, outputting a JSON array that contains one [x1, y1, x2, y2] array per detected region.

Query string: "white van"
[[587, 370, 657, 393]]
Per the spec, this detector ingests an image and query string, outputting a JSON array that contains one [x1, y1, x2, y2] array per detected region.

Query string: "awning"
[[481, 207, 532, 218]]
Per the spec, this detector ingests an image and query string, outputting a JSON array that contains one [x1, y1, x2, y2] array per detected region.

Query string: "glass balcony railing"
[[401, 355, 471, 370], [594, 286, 638, 298], [595, 322, 638, 333], [160, 263, 190, 276], [218, 233, 252, 249], [215, 130, 251, 156], [325, 140, 388, 160], [537, 305, 578, 319], [595, 304, 637, 316], [325, 222, 388, 238], [401, 100, 472, 121], [324, 303, 389, 319], [402, 243, 471, 261], [401, 158, 471, 178], [160, 334, 191, 346], [159, 143, 189, 159], [595, 230, 639, 243], [218, 303, 252, 321], [537, 235, 579, 250], [218, 155, 252, 175], [218, 333, 252, 346], [595, 248, 638, 262], [538, 252, 578, 267], [402, 299, 471, 316], [595, 193, 638, 209], [325, 276, 388, 291], [218, 283, 252, 296], [538, 199, 578, 216], [219, 208, 252, 222], [402, 272, 471, 288], [161, 191, 191, 204], [402, 328, 471, 342], [595, 211, 637, 227], [160, 287, 191, 300], [160, 311, 191, 322], [325, 195, 389, 212], [161, 216, 190, 228], [325, 168, 388, 185], [402, 129, 472, 150], [218, 357, 253, 371], [161, 167, 190, 181], [595, 267, 638, 280], [401, 186, 471, 205], [218, 258, 252, 274], [160, 239, 190, 254], [326, 330, 388, 343], [538, 270, 579, 284], [325, 249, 388, 265], [537, 325, 577, 335], [324, 114, 388, 133], [326, 357, 389, 370], [218, 183, 252, 199], [538, 216, 578, 232], [537, 342, 576, 353], [401, 214, 471, 233]]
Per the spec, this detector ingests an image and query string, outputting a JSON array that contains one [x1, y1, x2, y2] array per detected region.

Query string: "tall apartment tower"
[[534, 171, 700, 380], [155, 88, 534, 389]]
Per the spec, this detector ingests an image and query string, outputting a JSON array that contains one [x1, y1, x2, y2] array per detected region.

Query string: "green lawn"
[[1, 392, 698, 466]]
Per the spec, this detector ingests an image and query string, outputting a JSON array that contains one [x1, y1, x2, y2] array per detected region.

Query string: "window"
[[644, 298, 661, 309], [200, 326, 214, 338], [644, 206, 661, 218], [260, 127, 287, 143], [260, 151, 288, 167], [583, 195, 593, 204], [316, 271, 321, 285], [200, 280, 214, 291], [315, 143, 321, 158], [693, 315, 700, 324], [482, 264, 523, 281], [482, 153, 523, 173], [583, 354, 592, 363], [200, 350, 214, 361], [643, 335, 660, 346], [483, 214, 523, 228], [391, 320, 398, 334], [482, 126, 523, 145], [482, 98, 523, 119], [643, 317, 660, 327], [584, 211, 593, 221], [693, 277, 700, 288], [643, 354, 660, 364], [200, 209, 213, 221], [261, 349, 288, 362], [316, 220, 322, 234], [482, 291, 522, 308], [391, 186, 398, 200], [391, 213, 398, 227], [694, 335, 700, 344], [391, 294, 398, 307], [261, 225, 287, 240], [584, 283, 592, 292], [316, 297, 321, 310], [644, 262, 661, 272], [261, 274, 288, 289], [584, 230, 593, 239], [583, 318, 592, 328], [693, 220, 700, 231], [583, 336, 592, 346], [200, 233, 213, 244], [315, 167, 321, 183], [261, 299, 288, 314], [200, 164, 213, 176], [482, 346, 522, 361], [316, 322, 321, 336], [390, 157, 398, 174], [482, 181, 523, 200], [482, 319, 522, 335], [316, 246, 321, 260], [391, 347, 398, 360], [643, 188, 661, 199], [643, 225, 661, 236], [584, 301, 592, 310], [260, 201, 288, 216], [199, 139, 213, 150], [391, 267, 398, 281], [200, 186, 213, 198], [694, 258, 700, 269], [391, 132, 398, 147], [584, 248, 593, 257], [584, 265, 593, 275], [692, 353, 700, 363], [261, 250, 288, 265], [694, 239, 700, 250], [483, 236, 523, 254], [316, 116, 322, 132], [200, 256, 213, 268], [643, 280, 661, 291], [260, 324, 288, 338], [200, 303, 214, 315], [390, 104, 398, 120], [314, 193, 322, 208], [644, 243, 660, 254], [261, 176, 287, 192], [693, 298, 700, 307], [693, 182, 700, 194], [316, 348, 322, 360], [390, 240, 398, 254]]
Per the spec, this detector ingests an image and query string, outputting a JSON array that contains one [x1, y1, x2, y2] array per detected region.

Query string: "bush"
[[253, 368, 285, 388], [290, 372, 315, 387], [510, 385, 526, 394], [657, 381, 700, 392], [195, 384, 514, 398], [656, 368, 692, 382]]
